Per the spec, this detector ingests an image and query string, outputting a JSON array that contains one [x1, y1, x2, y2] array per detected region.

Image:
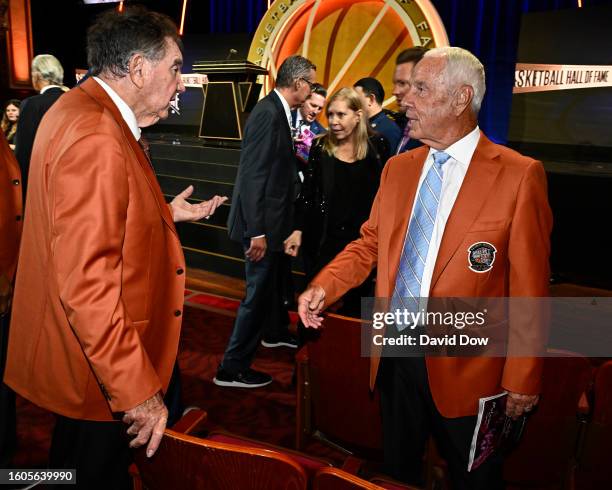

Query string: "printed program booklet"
[[468, 392, 527, 472]]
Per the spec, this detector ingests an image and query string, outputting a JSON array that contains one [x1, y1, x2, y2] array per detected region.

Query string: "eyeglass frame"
[[299, 77, 315, 92]]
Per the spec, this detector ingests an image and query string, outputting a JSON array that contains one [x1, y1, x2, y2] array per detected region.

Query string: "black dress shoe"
[[213, 367, 273, 388]]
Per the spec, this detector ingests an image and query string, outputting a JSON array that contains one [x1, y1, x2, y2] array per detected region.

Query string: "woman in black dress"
[[294, 87, 389, 317]]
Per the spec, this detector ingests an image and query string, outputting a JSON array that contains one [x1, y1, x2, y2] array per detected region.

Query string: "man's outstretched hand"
[[170, 185, 228, 223], [123, 392, 168, 458]]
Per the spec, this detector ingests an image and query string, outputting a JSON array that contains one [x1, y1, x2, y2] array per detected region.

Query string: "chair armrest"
[[170, 408, 207, 434]]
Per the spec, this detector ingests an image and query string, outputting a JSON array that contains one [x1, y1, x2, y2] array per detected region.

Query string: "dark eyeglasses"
[[300, 78, 315, 91]]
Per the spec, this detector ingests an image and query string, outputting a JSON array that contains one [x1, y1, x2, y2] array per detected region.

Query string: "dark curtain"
[[209, 0, 612, 142]]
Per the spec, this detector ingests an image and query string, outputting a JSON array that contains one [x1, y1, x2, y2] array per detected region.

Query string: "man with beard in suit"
[[216, 55, 316, 388], [14, 54, 66, 196]]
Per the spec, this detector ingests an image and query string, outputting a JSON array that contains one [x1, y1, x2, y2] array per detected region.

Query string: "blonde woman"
[[294, 87, 389, 317]]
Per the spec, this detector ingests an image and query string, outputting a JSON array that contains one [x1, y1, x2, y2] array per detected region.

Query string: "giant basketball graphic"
[[248, 0, 448, 110]]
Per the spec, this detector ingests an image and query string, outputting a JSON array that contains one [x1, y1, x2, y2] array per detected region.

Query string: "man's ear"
[[453, 85, 474, 115], [128, 53, 146, 89]]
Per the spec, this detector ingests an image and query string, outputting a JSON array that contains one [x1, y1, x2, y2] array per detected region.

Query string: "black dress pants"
[[48, 416, 132, 490], [378, 357, 504, 489], [221, 246, 290, 373]]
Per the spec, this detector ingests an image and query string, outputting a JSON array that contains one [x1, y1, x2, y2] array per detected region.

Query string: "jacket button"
[[12, 179, 20, 185], [174, 310, 182, 317], [15, 215, 21, 221], [176, 267, 184, 275]]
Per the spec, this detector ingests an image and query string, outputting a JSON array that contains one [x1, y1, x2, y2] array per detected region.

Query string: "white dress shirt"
[[407, 125, 481, 297], [274, 88, 293, 136], [93, 76, 141, 141]]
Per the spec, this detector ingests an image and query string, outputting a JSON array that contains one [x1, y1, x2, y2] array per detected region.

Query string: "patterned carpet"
[[10, 294, 328, 468]]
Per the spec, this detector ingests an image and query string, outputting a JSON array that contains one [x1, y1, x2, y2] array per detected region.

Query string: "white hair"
[[423, 47, 485, 113], [31, 54, 64, 85]]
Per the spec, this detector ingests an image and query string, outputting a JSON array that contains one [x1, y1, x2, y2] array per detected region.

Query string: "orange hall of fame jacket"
[[312, 133, 553, 418], [4, 78, 186, 421]]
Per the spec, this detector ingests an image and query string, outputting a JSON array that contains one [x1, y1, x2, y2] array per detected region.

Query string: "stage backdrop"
[[208, 0, 612, 143], [247, 0, 448, 119]]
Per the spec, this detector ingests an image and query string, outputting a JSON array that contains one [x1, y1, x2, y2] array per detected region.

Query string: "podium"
[[192, 60, 268, 145]]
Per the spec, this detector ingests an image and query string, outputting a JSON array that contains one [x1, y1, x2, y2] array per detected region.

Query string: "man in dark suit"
[[391, 47, 428, 154], [354, 77, 402, 152], [291, 83, 326, 163], [216, 55, 317, 388], [14, 54, 65, 196]]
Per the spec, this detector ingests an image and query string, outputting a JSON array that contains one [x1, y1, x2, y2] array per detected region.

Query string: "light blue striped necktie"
[[391, 151, 451, 331]]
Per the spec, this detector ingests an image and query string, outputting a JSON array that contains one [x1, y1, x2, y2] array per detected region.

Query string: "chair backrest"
[[313, 467, 384, 490], [313, 467, 420, 490], [503, 350, 593, 487], [298, 313, 383, 457], [575, 360, 612, 489], [134, 428, 308, 490]]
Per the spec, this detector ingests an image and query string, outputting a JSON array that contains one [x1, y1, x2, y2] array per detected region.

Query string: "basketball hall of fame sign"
[[247, 0, 449, 107]]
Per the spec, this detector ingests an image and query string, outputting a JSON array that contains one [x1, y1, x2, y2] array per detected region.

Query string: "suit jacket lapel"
[[386, 147, 429, 291], [270, 91, 293, 139], [79, 79, 177, 236], [429, 133, 502, 290]]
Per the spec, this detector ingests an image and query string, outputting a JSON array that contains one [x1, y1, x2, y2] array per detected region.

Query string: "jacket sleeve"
[[237, 107, 278, 238], [49, 132, 161, 413], [502, 160, 552, 395]]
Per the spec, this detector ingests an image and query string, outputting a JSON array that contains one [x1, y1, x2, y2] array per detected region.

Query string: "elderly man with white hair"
[[299, 47, 552, 488], [14, 54, 67, 195]]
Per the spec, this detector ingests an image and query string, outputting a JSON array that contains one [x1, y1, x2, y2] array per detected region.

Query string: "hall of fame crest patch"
[[468, 242, 497, 273]]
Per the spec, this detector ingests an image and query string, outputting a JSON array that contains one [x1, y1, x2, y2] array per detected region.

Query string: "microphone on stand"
[[226, 48, 238, 60]]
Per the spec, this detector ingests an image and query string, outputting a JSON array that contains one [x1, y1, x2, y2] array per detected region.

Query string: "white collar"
[[273, 89, 292, 129], [93, 76, 141, 141], [40, 85, 62, 94], [295, 109, 305, 127], [428, 125, 481, 166]]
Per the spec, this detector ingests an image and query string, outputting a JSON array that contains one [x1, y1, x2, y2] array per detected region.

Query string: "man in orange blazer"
[[3, 8, 225, 488], [299, 47, 552, 488], [0, 131, 22, 465]]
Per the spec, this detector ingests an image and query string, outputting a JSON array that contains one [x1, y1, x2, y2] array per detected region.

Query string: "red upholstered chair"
[[296, 313, 383, 460], [313, 467, 421, 490], [132, 409, 307, 490], [503, 350, 593, 489], [574, 360, 612, 489]]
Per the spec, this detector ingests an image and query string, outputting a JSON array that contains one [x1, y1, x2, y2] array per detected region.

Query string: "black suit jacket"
[[14, 87, 64, 194], [227, 91, 298, 251]]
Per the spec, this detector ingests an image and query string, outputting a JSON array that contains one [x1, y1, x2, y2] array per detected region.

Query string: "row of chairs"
[[133, 313, 611, 489], [131, 408, 418, 489], [296, 314, 612, 490]]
